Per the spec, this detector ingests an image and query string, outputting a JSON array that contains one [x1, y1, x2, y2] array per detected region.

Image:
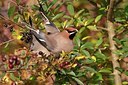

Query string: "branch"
[[107, 0, 122, 85], [107, 21, 122, 85], [107, 0, 115, 21]]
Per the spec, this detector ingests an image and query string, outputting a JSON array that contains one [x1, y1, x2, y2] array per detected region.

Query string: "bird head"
[[65, 27, 78, 40]]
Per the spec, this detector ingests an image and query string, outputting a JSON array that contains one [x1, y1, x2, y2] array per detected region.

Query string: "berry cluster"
[[8, 55, 21, 69], [21, 32, 33, 43], [1, 55, 21, 69], [59, 61, 70, 68]]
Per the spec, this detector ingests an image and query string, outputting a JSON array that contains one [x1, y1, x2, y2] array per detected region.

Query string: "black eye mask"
[[67, 30, 77, 40]]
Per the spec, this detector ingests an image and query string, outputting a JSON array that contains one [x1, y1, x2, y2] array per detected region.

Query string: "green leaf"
[[52, 12, 64, 21], [74, 9, 85, 18], [84, 58, 94, 64], [99, 68, 112, 73], [124, 71, 128, 76], [72, 77, 84, 85], [81, 50, 90, 57], [85, 66, 97, 73], [13, 14, 20, 22], [10, 73, 20, 81], [80, 42, 94, 50], [93, 73, 103, 81], [87, 25, 97, 31], [67, 4, 74, 16], [84, 18, 94, 26], [95, 37, 103, 48], [16, 0, 20, 4], [95, 15, 102, 23], [78, 27, 86, 34], [67, 71, 76, 77], [8, 5, 15, 18], [94, 51, 107, 61], [47, 0, 58, 11], [74, 34, 81, 47], [65, 18, 74, 28], [61, 69, 66, 75]]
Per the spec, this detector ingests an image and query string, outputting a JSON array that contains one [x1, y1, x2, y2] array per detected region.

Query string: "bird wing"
[[30, 30, 53, 51]]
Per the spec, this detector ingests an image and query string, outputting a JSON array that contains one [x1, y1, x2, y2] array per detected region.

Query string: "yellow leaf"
[[75, 56, 86, 60], [91, 56, 96, 62], [17, 35, 22, 40], [82, 36, 91, 41], [72, 63, 77, 68]]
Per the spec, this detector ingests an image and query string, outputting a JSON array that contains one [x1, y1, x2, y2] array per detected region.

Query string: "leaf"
[[16, 0, 20, 4], [84, 58, 94, 64], [60, 69, 66, 75], [81, 50, 90, 57], [65, 18, 74, 28], [93, 73, 103, 81], [87, 25, 98, 31], [94, 51, 107, 61], [80, 42, 94, 50], [74, 9, 85, 18], [95, 15, 103, 23], [99, 68, 112, 73], [91, 56, 96, 62], [82, 36, 91, 41], [8, 5, 15, 18], [84, 18, 94, 26], [67, 71, 76, 77], [85, 66, 97, 73], [72, 77, 84, 85], [10, 73, 20, 81], [124, 71, 128, 76], [47, 0, 58, 11], [67, 4, 75, 16], [74, 35, 81, 47], [78, 27, 86, 34], [75, 56, 86, 60], [95, 37, 103, 48], [13, 14, 20, 22], [52, 12, 64, 20]]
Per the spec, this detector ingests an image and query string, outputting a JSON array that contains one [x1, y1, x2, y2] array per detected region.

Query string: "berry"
[[12, 56, 17, 61], [39, 51, 44, 55], [20, 37, 24, 41], [9, 58, 14, 64], [16, 60, 20, 65], [59, 64, 64, 68], [11, 82, 16, 85], [2, 56, 6, 62], [9, 64, 14, 69], [63, 62, 69, 65], [25, 39, 29, 43]]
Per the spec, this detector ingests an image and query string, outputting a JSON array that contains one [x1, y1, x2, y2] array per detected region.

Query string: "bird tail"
[[37, 0, 49, 22]]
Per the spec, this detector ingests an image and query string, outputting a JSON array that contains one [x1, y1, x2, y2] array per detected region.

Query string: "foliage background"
[[0, 0, 128, 85]]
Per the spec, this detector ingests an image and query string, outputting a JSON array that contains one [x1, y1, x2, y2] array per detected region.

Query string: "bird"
[[25, 6, 78, 56]]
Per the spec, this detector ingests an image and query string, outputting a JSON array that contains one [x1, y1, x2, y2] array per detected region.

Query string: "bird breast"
[[46, 32, 74, 53]]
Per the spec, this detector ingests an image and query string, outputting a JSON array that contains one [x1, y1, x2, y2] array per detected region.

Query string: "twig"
[[115, 0, 123, 7], [0, 39, 15, 46], [97, 26, 108, 31], [87, 0, 97, 8]]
